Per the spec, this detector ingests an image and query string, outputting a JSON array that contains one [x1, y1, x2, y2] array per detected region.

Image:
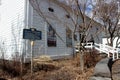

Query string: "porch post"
[[112, 53, 115, 60], [116, 52, 119, 59]]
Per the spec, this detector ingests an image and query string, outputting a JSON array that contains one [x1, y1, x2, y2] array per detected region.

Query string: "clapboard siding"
[[0, 0, 25, 60], [27, 0, 73, 58], [0, 0, 102, 61]]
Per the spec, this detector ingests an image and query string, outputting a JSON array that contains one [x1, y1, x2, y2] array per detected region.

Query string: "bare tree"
[[10, 15, 24, 79], [0, 39, 7, 66], [62, 0, 98, 71], [94, 0, 120, 47], [29, 0, 98, 72], [11, 15, 24, 61]]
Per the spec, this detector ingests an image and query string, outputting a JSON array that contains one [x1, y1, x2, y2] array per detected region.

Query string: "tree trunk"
[[110, 37, 113, 47], [80, 51, 84, 72]]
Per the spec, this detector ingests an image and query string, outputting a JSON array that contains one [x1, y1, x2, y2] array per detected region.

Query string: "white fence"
[[94, 43, 120, 60], [76, 42, 120, 60]]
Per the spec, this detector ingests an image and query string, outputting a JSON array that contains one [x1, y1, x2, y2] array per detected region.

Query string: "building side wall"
[[0, 0, 25, 60], [26, 0, 73, 59]]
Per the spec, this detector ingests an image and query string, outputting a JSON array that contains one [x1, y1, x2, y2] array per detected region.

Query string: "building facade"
[[0, 0, 102, 62]]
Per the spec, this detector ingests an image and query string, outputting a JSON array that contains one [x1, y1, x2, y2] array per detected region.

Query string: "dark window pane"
[[47, 25, 56, 47], [48, 7, 54, 12]]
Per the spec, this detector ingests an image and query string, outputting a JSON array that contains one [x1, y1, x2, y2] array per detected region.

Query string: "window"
[[48, 7, 54, 12], [47, 25, 56, 47], [66, 27, 72, 47]]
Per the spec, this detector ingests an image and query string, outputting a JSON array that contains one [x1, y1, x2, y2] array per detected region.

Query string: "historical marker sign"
[[23, 28, 42, 40]]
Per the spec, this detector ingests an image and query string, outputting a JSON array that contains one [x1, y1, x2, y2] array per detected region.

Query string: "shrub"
[[84, 49, 102, 68]]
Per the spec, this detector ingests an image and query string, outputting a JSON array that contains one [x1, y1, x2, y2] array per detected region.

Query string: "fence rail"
[[75, 42, 120, 60]]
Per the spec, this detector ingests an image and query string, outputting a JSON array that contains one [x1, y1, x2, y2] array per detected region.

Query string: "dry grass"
[[0, 49, 102, 80]]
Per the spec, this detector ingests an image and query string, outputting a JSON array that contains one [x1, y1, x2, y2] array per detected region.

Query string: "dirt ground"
[[0, 50, 103, 80]]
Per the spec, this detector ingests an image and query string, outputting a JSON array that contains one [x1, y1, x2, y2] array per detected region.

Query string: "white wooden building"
[[0, 0, 102, 62]]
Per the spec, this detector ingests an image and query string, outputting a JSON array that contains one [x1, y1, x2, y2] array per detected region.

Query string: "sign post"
[[30, 40, 34, 79], [23, 28, 42, 80]]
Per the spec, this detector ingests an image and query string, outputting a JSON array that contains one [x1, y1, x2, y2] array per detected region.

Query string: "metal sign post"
[[30, 40, 34, 80], [23, 28, 42, 80], [30, 28, 35, 80]]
